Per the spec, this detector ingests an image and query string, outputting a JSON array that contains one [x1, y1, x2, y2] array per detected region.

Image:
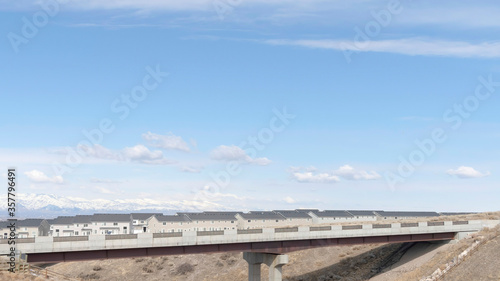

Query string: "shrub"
[[175, 262, 195, 275]]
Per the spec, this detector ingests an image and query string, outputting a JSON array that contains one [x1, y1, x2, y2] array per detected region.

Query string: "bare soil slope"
[[441, 233, 500, 281], [46, 243, 400, 281], [369, 242, 451, 281]]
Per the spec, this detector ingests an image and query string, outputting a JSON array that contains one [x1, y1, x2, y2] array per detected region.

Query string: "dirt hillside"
[[44, 243, 402, 281]]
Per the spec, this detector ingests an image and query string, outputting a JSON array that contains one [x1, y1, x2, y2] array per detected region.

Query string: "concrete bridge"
[[2, 219, 498, 281]]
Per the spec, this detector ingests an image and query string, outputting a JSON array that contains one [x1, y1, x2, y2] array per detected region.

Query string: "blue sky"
[[1, 0, 499, 212]]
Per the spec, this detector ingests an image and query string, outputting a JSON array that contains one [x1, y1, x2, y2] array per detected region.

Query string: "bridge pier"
[[243, 252, 289, 281]]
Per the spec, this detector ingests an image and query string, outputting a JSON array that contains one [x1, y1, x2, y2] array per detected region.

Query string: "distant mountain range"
[[0, 193, 227, 219]]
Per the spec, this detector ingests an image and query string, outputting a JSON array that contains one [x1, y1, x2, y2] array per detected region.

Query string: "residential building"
[[307, 210, 354, 224], [90, 214, 132, 235], [273, 210, 313, 226], [73, 215, 93, 236], [236, 212, 287, 229], [17, 219, 50, 238], [48, 216, 76, 237], [374, 211, 440, 220], [147, 214, 191, 233], [346, 210, 379, 222], [131, 213, 161, 234], [179, 212, 239, 231]]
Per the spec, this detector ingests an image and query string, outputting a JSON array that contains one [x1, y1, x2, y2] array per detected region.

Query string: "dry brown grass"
[[398, 225, 500, 281], [0, 271, 47, 281]]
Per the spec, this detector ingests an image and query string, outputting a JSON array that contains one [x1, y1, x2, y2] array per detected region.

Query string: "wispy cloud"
[[447, 166, 490, 179], [142, 131, 191, 152], [0, 0, 336, 11], [24, 170, 64, 184], [290, 167, 340, 184], [290, 165, 380, 183], [180, 166, 203, 173], [265, 38, 500, 58], [333, 165, 381, 180], [90, 178, 124, 184], [399, 6, 500, 28], [74, 144, 174, 165], [122, 144, 173, 165], [210, 145, 271, 166]]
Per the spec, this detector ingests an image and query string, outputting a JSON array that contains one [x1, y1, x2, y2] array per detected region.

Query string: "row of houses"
[[1, 210, 453, 238]]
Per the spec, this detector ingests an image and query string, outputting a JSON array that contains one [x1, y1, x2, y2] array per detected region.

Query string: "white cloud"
[[333, 165, 381, 180], [24, 170, 64, 184], [74, 144, 173, 165], [193, 185, 245, 203], [447, 166, 490, 179], [265, 38, 500, 59], [92, 186, 118, 194], [283, 196, 296, 204], [77, 144, 119, 160], [290, 165, 380, 183], [142, 131, 191, 152], [210, 145, 271, 166], [122, 144, 173, 165], [291, 170, 340, 183], [400, 7, 500, 28], [90, 178, 123, 184], [0, 0, 339, 11], [180, 166, 203, 173]]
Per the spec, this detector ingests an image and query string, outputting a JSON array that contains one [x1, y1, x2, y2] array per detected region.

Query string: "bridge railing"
[[2, 219, 495, 254]]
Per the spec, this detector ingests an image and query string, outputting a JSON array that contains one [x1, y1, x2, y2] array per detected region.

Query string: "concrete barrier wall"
[[1, 220, 497, 255]]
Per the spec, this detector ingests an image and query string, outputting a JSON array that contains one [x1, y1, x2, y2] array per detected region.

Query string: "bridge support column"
[[243, 252, 289, 281]]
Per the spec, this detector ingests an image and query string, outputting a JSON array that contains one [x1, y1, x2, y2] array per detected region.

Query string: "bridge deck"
[[1, 219, 497, 263]]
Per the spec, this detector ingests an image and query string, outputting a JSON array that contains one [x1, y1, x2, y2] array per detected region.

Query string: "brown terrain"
[[1, 212, 499, 281]]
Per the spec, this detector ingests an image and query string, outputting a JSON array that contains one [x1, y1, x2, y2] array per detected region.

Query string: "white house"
[[374, 211, 440, 221], [345, 210, 379, 222], [179, 212, 240, 231], [48, 216, 76, 237], [0, 219, 50, 238], [307, 210, 354, 224], [147, 214, 192, 233], [273, 210, 313, 227], [236, 212, 288, 229], [90, 214, 132, 235], [131, 213, 161, 234]]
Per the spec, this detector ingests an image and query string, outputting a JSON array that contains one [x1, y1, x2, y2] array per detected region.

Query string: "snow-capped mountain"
[[0, 193, 227, 219]]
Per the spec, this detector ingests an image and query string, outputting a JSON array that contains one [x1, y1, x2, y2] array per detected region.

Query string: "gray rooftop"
[[91, 214, 132, 222], [48, 216, 75, 225], [0, 221, 10, 229], [295, 209, 319, 212], [154, 215, 191, 222], [178, 212, 238, 221], [440, 212, 475, 216], [376, 211, 440, 217], [240, 212, 286, 220], [73, 215, 92, 224], [203, 211, 242, 215], [312, 210, 353, 218], [131, 213, 162, 220], [273, 210, 312, 219], [17, 219, 46, 227], [346, 210, 379, 216]]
